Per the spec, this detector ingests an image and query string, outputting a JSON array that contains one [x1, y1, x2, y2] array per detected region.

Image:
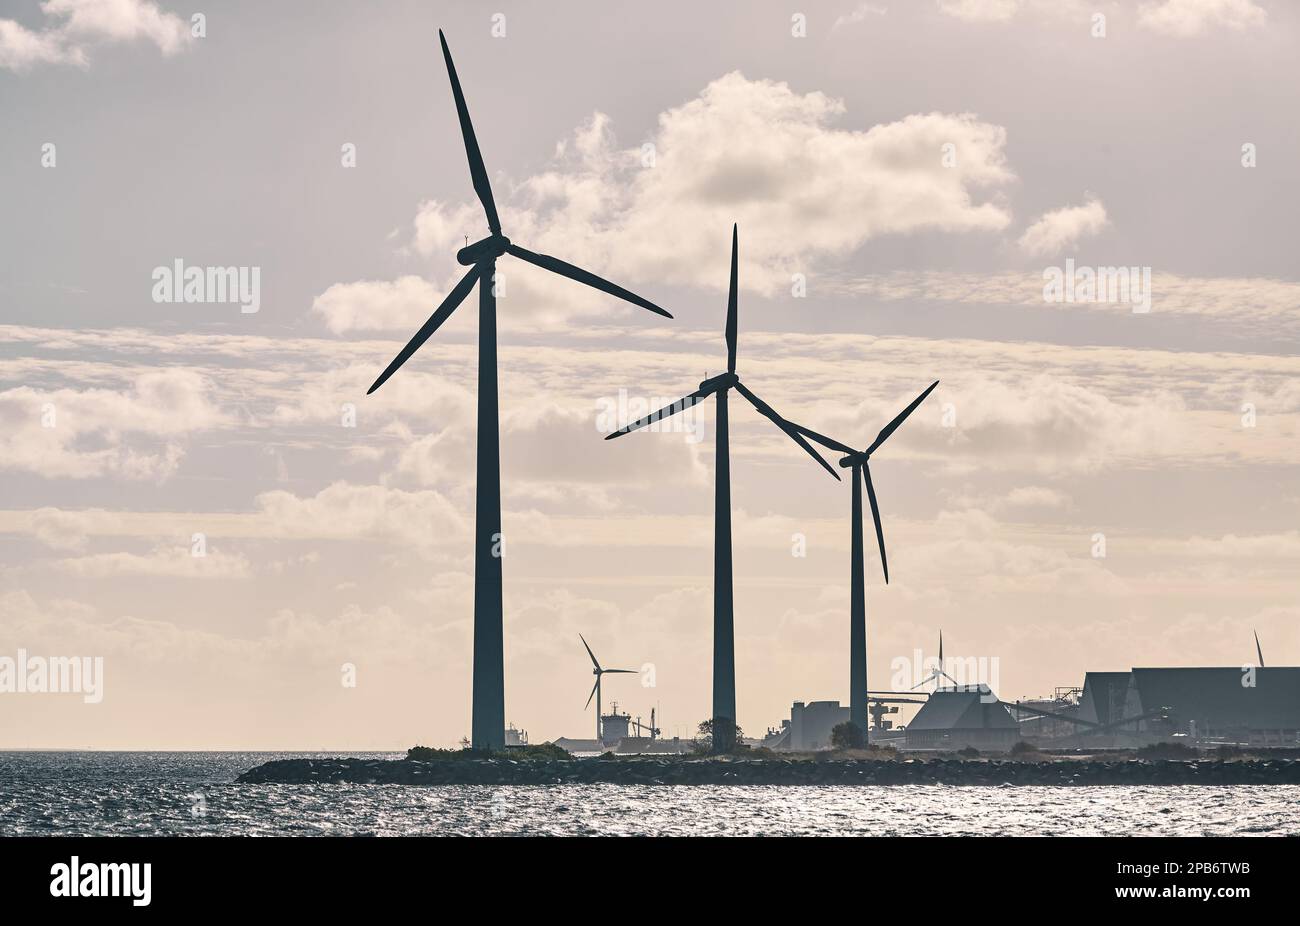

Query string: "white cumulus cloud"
[[1017, 196, 1109, 257], [1, 0, 191, 72]]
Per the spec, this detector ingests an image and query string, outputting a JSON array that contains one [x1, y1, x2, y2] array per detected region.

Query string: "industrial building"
[[762, 700, 851, 751], [904, 685, 1020, 751], [1010, 666, 1300, 747], [552, 703, 692, 754], [1119, 667, 1300, 745], [1076, 672, 1132, 728]]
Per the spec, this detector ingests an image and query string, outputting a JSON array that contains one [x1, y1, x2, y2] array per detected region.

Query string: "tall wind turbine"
[[606, 225, 839, 751], [369, 31, 671, 750], [792, 380, 938, 739], [581, 634, 635, 741]]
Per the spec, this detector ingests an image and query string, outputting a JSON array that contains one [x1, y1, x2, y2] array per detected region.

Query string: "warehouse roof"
[[1126, 667, 1300, 729], [908, 685, 1018, 731]]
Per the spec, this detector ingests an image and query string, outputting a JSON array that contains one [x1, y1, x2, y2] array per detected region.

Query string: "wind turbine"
[[911, 631, 962, 691], [792, 381, 938, 739], [606, 225, 840, 751], [581, 634, 636, 742], [368, 31, 671, 750]]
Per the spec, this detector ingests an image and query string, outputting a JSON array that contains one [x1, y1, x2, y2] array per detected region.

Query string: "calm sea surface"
[[1, 752, 1297, 836]]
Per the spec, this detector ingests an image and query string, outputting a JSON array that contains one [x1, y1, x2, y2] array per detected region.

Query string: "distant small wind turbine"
[[912, 631, 961, 691], [606, 225, 839, 751], [581, 634, 636, 741], [368, 31, 670, 750], [792, 380, 939, 737]]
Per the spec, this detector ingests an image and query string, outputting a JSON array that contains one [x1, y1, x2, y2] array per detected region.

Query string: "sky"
[[1, 0, 1297, 749]]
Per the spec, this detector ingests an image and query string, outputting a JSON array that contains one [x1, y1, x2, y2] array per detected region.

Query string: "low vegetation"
[[691, 718, 746, 754], [1136, 741, 1198, 759], [406, 742, 572, 762], [830, 722, 866, 750]]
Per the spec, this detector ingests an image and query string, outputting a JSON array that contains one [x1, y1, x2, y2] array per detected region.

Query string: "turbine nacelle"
[[838, 450, 870, 469], [699, 371, 739, 394], [456, 234, 512, 266], [366, 31, 670, 397]]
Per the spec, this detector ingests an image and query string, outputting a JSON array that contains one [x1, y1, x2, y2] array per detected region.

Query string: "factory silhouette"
[[369, 31, 1300, 756]]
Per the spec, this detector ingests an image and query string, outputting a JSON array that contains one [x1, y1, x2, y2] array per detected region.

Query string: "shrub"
[[1009, 740, 1039, 756], [957, 746, 980, 758], [695, 718, 744, 752], [830, 722, 867, 750]]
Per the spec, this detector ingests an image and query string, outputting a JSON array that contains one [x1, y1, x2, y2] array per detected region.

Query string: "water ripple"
[[1, 752, 1297, 836]]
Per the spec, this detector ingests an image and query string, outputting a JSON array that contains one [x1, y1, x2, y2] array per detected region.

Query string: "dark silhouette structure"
[[791, 380, 938, 740], [580, 634, 636, 741], [368, 31, 670, 750], [606, 225, 838, 751]]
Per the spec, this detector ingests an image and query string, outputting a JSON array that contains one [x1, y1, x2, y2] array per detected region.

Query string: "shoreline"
[[236, 755, 1300, 787]]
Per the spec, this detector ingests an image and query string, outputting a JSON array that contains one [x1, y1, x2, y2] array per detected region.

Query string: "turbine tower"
[[792, 380, 938, 738], [369, 31, 671, 750], [581, 634, 635, 741], [606, 225, 839, 751]]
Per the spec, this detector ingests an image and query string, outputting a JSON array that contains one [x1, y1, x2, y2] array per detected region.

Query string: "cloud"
[[0, 0, 191, 72], [897, 373, 1189, 472], [1137, 0, 1268, 36], [840, 269, 1300, 332], [945, 485, 1072, 512], [0, 368, 224, 480], [252, 482, 470, 553], [311, 276, 441, 336], [936, 0, 1024, 22], [833, 3, 888, 30], [30, 507, 91, 551], [1016, 196, 1109, 257], [502, 404, 706, 487], [323, 73, 1017, 331], [56, 544, 252, 579], [0, 18, 83, 70]]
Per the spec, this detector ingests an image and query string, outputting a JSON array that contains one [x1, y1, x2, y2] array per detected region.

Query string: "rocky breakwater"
[[237, 755, 1300, 786]]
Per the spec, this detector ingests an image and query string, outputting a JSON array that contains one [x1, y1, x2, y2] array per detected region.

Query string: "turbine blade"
[[733, 382, 840, 481], [863, 463, 888, 584], [585, 679, 599, 710], [910, 676, 931, 691], [939, 630, 944, 664], [1255, 630, 1264, 668], [579, 633, 600, 671], [866, 380, 940, 455], [726, 224, 738, 373], [791, 422, 856, 456], [604, 389, 708, 438], [439, 30, 500, 235], [367, 264, 481, 394], [604, 669, 637, 674], [506, 244, 671, 318]]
